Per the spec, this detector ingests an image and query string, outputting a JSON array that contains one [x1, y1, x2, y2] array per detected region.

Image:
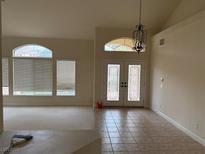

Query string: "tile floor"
[[95, 108, 205, 154]]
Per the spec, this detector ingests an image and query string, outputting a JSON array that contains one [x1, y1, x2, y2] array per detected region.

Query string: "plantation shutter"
[[2, 58, 9, 88], [57, 60, 76, 96], [13, 58, 52, 95]]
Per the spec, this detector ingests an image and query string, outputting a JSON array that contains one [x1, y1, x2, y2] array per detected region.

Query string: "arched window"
[[104, 38, 135, 52], [12, 44, 53, 96], [13, 44, 52, 58]]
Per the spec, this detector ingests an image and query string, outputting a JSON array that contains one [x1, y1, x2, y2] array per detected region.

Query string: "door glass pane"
[[128, 65, 141, 101], [107, 64, 120, 101]]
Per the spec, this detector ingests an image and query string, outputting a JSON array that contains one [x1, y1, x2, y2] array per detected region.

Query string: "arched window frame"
[[12, 44, 53, 58], [104, 37, 137, 52]]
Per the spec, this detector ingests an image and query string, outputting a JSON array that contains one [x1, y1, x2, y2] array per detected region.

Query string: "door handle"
[[124, 82, 127, 88], [120, 82, 128, 88], [121, 82, 124, 87]]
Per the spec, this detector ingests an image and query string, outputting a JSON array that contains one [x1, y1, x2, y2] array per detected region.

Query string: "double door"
[[103, 61, 144, 107]]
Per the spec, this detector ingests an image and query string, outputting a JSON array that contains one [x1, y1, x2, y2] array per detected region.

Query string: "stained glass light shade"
[[13, 44, 52, 58], [104, 38, 135, 52]]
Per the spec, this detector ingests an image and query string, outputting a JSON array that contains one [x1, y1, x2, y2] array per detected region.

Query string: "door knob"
[[120, 82, 128, 88], [124, 82, 127, 87], [121, 82, 124, 87]]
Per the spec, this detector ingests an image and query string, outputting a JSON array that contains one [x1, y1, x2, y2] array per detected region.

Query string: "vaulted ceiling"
[[2, 0, 181, 39]]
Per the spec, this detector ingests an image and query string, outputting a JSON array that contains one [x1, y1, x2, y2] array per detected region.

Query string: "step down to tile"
[[0, 130, 101, 154]]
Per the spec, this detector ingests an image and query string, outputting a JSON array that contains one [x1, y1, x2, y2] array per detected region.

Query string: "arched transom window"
[[104, 38, 135, 52], [13, 44, 52, 58]]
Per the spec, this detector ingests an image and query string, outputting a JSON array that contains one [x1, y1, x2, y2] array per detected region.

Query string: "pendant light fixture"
[[132, 0, 147, 53]]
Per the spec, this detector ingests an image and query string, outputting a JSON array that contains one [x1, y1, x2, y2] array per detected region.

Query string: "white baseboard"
[[152, 108, 205, 146]]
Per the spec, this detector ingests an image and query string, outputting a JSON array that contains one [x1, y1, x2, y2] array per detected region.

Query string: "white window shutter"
[[57, 60, 76, 96], [13, 58, 52, 95], [2, 58, 9, 95], [2, 58, 9, 87]]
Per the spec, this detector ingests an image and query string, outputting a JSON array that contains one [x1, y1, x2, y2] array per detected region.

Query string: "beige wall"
[[163, 0, 205, 29], [94, 28, 150, 107], [151, 10, 205, 140], [2, 37, 94, 106], [0, 2, 3, 132]]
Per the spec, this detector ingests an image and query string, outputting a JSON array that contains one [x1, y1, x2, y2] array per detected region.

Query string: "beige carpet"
[[3, 107, 95, 131]]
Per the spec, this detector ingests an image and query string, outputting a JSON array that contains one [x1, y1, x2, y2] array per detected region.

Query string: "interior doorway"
[[103, 60, 145, 107]]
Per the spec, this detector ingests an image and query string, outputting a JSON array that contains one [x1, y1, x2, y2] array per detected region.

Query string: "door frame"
[[102, 59, 145, 107]]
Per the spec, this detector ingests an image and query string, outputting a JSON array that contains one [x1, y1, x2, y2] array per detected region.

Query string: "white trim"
[[152, 109, 205, 147]]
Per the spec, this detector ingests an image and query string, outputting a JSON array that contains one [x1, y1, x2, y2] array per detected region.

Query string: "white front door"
[[104, 61, 144, 107]]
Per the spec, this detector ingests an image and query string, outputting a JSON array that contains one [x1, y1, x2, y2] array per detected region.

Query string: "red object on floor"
[[100, 101, 104, 108], [96, 101, 103, 109], [96, 101, 100, 109]]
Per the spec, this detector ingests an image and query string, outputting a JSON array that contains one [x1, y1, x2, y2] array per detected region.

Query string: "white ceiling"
[[2, 0, 181, 39]]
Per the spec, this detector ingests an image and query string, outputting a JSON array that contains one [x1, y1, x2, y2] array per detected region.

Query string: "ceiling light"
[[132, 0, 147, 53]]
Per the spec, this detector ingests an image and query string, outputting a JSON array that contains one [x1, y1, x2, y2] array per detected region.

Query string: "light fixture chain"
[[133, 0, 146, 53], [139, 0, 142, 25]]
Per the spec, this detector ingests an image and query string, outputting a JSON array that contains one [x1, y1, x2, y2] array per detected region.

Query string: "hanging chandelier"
[[132, 0, 147, 53]]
